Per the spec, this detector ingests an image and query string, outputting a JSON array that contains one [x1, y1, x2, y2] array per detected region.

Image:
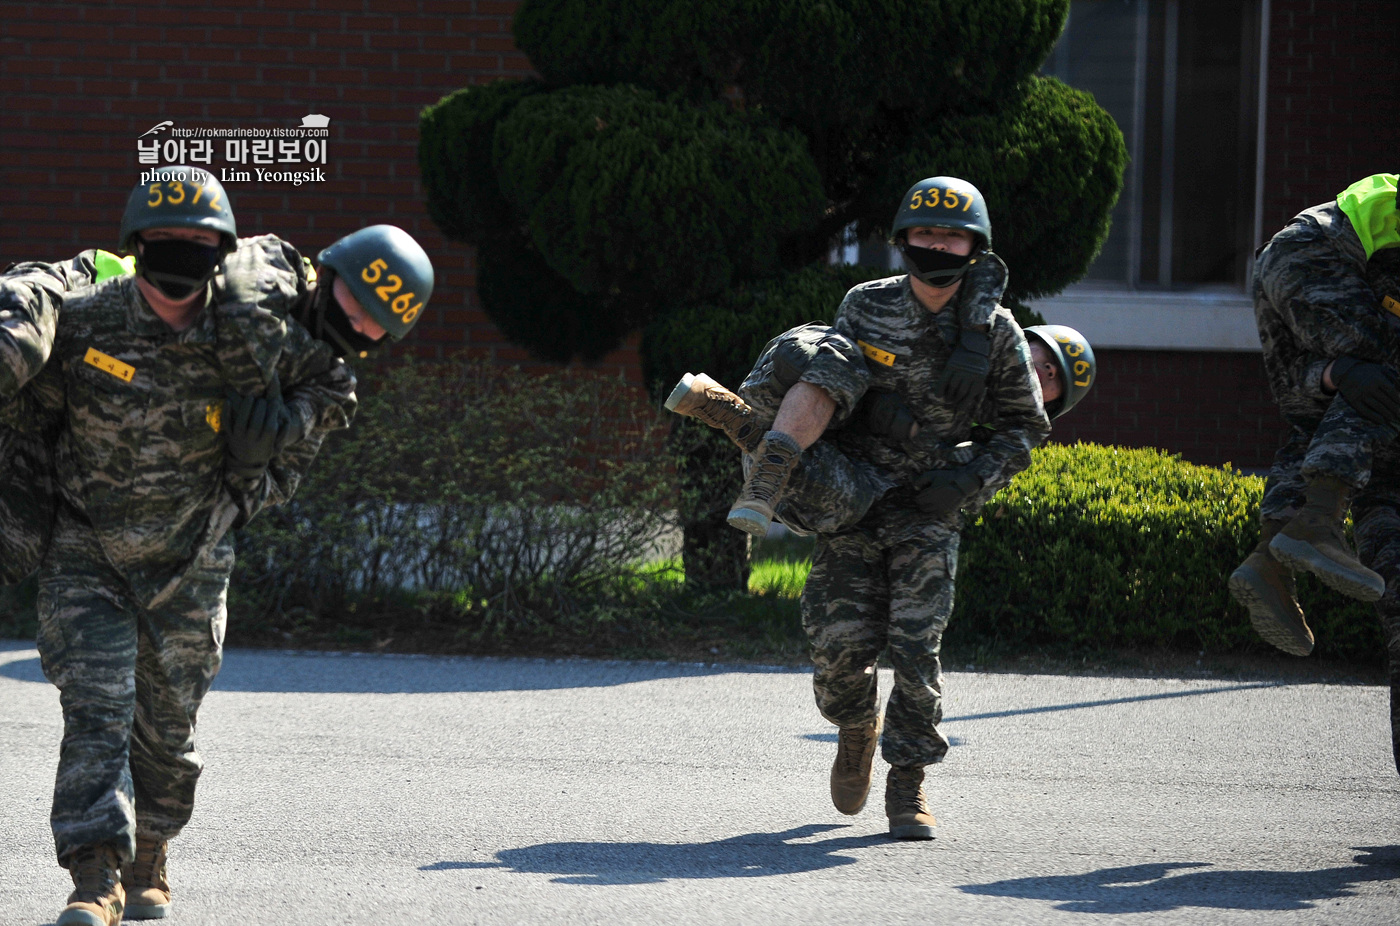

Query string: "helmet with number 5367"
[[1025, 324, 1096, 418], [317, 224, 435, 340]]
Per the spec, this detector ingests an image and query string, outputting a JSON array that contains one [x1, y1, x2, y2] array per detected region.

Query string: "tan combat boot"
[[1269, 476, 1385, 602], [885, 766, 936, 840], [121, 836, 172, 920], [56, 844, 124, 926], [665, 372, 766, 452], [727, 430, 802, 537], [830, 714, 882, 814], [1229, 519, 1313, 656]]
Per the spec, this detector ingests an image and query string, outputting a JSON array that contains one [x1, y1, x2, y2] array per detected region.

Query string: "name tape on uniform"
[[1384, 294, 1400, 319], [83, 347, 136, 383], [858, 340, 897, 367]]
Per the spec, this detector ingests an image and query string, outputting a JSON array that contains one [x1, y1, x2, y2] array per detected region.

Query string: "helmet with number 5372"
[[119, 165, 237, 255], [1025, 324, 1096, 418], [318, 224, 435, 340]]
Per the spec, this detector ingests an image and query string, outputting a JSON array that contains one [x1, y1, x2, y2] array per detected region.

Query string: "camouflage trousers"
[[801, 519, 958, 768], [736, 322, 894, 534], [1351, 482, 1400, 777], [1260, 396, 1397, 524], [0, 423, 55, 584], [36, 505, 232, 865]]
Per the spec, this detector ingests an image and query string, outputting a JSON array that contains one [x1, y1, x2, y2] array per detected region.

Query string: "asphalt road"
[[2, 639, 1398, 925]]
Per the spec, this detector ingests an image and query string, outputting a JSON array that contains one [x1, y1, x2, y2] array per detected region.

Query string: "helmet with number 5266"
[[1025, 324, 1096, 418], [317, 224, 434, 340]]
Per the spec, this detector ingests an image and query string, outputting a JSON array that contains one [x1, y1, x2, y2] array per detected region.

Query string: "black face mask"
[[898, 241, 975, 288], [303, 272, 384, 359], [137, 237, 223, 299]]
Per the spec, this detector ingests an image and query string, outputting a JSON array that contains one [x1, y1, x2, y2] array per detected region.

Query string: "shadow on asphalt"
[[0, 641, 801, 693], [420, 824, 887, 884], [959, 846, 1400, 913]]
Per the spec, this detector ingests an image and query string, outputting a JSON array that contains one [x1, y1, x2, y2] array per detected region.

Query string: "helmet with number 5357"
[[318, 224, 435, 340], [1025, 324, 1096, 418]]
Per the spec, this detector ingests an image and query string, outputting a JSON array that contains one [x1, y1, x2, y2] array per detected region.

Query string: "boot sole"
[[56, 909, 113, 926], [123, 900, 172, 919], [1269, 535, 1385, 602], [1228, 563, 1313, 656], [888, 821, 936, 840], [727, 505, 772, 537], [663, 373, 696, 413]]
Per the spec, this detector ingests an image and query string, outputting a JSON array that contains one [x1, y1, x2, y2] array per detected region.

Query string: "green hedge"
[[229, 359, 679, 643], [949, 443, 1381, 662]]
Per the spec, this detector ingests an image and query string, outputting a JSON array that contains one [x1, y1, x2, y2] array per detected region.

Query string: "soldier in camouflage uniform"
[[0, 167, 370, 926], [671, 178, 1060, 839], [1231, 174, 1400, 660]]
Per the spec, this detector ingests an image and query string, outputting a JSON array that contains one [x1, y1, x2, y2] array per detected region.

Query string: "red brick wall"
[[1261, 0, 1400, 236], [0, 0, 641, 384], [1048, 350, 1286, 471]]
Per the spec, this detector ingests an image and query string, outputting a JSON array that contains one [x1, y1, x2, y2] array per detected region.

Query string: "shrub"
[[417, 79, 542, 243], [493, 84, 826, 302], [229, 359, 680, 642], [951, 443, 1381, 662]]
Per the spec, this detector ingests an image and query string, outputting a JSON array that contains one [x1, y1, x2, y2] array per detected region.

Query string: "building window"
[[1044, 0, 1264, 290]]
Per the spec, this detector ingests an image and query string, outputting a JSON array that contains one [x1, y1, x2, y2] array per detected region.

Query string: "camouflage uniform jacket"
[[1255, 201, 1400, 413], [0, 242, 355, 602], [828, 273, 1051, 540]]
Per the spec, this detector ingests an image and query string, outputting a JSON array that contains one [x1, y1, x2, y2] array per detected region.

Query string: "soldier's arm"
[[223, 318, 356, 523], [0, 250, 110, 398], [960, 312, 1051, 497], [1256, 222, 1396, 365], [953, 251, 1008, 331]]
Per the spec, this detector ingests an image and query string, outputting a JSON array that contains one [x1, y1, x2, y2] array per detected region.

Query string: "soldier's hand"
[[1330, 356, 1400, 427], [911, 467, 983, 518], [933, 328, 990, 406], [860, 389, 919, 441], [224, 373, 294, 478]]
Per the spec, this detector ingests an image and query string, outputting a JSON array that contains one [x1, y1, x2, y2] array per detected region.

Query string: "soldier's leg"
[[878, 523, 957, 840], [1233, 419, 1315, 654], [1273, 397, 1389, 600], [802, 532, 888, 814], [124, 541, 232, 919], [36, 515, 140, 866], [880, 525, 957, 770], [727, 325, 872, 536], [1352, 490, 1400, 777]]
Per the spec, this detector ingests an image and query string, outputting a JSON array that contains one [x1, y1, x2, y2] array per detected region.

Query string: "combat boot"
[[121, 836, 172, 920], [1270, 476, 1385, 602], [1229, 519, 1313, 656], [727, 430, 802, 537], [830, 714, 882, 814], [885, 766, 936, 840], [665, 372, 766, 453], [56, 844, 124, 926]]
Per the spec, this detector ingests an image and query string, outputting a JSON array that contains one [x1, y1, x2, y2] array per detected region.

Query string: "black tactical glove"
[[860, 389, 919, 441], [224, 373, 293, 480], [1330, 356, 1400, 427], [933, 328, 990, 406], [912, 467, 983, 518]]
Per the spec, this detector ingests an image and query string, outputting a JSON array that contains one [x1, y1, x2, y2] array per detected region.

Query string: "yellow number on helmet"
[[926, 188, 941, 208], [391, 292, 417, 314], [944, 191, 960, 209], [147, 183, 163, 207], [362, 258, 388, 284], [910, 190, 924, 209], [166, 181, 185, 205], [375, 275, 403, 301], [1065, 342, 1083, 357]]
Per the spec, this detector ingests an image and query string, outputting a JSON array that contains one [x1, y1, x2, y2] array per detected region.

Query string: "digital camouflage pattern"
[[1252, 197, 1400, 774], [795, 268, 1048, 769], [37, 505, 233, 862], [803, 520, 959, 768], [0, 240, 355, 864]]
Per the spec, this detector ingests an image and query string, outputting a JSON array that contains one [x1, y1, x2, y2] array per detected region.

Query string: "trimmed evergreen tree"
[[420, 0, 1125, 587]]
